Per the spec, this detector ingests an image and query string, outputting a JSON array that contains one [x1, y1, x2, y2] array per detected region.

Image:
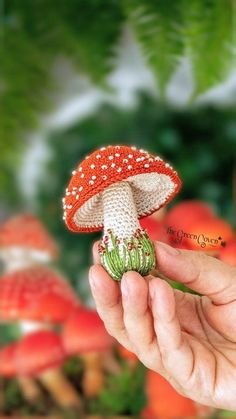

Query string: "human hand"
[[89, 241, 236, 410]]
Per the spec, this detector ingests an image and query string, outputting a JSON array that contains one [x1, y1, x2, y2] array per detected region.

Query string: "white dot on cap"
[[66, 192, 71, 196], [128, 154, 133, 158], [102, 165, 107, 170], [102, 175, 107, 180], [78, 167, 82, 172], [136, 157, 141, 162], [80, 173, 85, 178], [76, 194, 79, 199], [144, 163, 149, 168], [100, 147, 106, 151], [96, 154, 101, 159], [72, 191, 76, 195], [111, 163, 116, 168], [108, 155, 114, 160], [89, 180, 94, 185], [67, 205, 72, 209], [123, 158, 128, 163], [79, 186, 83, 191], [72, 170, 76, 175], [92, 175, 96, 180], [131, 146, 137, 150], [128, 165, 132, 170], [91, 164, 95, 169], [117, 167, 122, 173], [115, 153, 120, 157]]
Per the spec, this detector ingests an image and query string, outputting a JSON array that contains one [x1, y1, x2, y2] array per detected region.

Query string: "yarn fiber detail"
[[63, 145, 182, 232]]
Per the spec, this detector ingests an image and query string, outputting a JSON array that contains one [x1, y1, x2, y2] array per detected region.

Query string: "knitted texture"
[[0, 214, 58, 259], [63, 145, 182, 232], [103, 182, 140, 241]]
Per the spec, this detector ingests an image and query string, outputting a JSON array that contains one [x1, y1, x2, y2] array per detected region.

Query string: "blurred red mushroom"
[[185, 217, 234, 254], [164, 200, 215, 249], [0, 265, 80, 404], [0, 342, 42, 403], [15, 330, 82, 409], [140, 215, 169, 243], [62, 306, 114, 398], [0, 265, 79, 329], [0, 214, 59, 272], [218, 238, 236, 266]]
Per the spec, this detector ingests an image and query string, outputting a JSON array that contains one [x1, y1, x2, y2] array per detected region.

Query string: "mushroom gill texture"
[[63, 145, 182, 280]]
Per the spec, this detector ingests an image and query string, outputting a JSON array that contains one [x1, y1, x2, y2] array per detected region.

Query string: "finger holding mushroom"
[[63, 145, 181, 280]]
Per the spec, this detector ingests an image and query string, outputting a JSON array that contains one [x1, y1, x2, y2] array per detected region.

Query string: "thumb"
[[154, 241, 236, 305]]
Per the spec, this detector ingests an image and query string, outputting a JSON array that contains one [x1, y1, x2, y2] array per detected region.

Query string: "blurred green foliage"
[[1, 0, 236, 196], [90, 364, 146, 416]]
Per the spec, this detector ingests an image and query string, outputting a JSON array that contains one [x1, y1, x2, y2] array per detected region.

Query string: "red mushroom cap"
[[15, 330, 65, 376], [63, 145, 182, 232], [0, 266, 79, 323], [140, 216, 170, 243], [0, 342, 18, 377], [218, 238, 236, 266], [164, 200, 216, 249], [62, 307, 114, 355], [0, 214, 58, 259]]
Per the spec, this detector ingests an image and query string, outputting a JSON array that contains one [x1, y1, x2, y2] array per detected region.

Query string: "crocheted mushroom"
[[63, 145, 181, 280]]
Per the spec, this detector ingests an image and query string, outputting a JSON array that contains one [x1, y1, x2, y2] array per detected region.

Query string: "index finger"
[[155, 241, 236, 305]]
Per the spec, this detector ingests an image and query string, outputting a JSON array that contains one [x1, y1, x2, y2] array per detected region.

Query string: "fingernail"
[[121, 273, 129, 297], [157, 241, 180, 256]]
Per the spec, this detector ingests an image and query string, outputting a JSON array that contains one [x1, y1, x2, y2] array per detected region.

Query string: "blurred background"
[[1, 1, 236, 417]]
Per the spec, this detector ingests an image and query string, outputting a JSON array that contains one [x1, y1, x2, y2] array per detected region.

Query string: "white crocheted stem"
[[102, 181, 141, 242], [100, 181, 156, 280]]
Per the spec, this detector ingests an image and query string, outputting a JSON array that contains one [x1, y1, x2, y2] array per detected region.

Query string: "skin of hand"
[[89, 241, 236, 410]]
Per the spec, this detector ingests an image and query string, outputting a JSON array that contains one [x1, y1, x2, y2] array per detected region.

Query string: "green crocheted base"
[[98, 229, 156, 281]]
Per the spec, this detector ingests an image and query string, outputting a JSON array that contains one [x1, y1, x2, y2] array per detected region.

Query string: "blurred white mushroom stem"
[[18, 376, 43, 404], [39, 367, 82, 408]]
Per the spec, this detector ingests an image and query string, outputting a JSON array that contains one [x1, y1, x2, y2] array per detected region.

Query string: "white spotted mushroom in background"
[[0, 214, 59, 273], [63, 145, 182, 280]]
